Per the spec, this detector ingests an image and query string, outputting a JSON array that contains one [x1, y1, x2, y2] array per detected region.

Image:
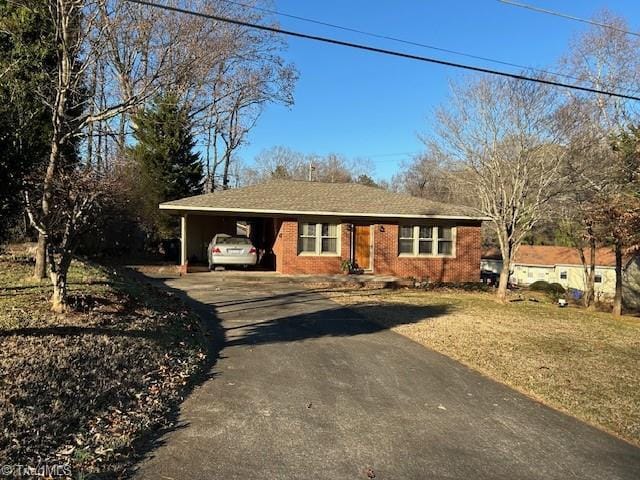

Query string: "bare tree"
[[243, 146, 373, 185], [27, 0, 197, 308], [31, 0, 187, 281], [26, 169, 114, 310], [23, 0, 297, 309], [187, 5, 297, 191], [558, 11, 640, 315], [391, 146, 463, 204], [431, 75, 567, 303]]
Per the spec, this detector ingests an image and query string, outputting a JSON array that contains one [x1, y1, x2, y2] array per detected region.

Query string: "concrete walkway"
[[134, 272, 640, 480]]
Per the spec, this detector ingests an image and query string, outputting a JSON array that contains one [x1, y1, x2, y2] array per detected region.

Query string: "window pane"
[[301, 223, 315, 236], [321, 223, 336, 237], [299, 237, 316, 252], [418, 240, 433, 254], [439, 227, 452, 240], [438, 241, 452, 255], [321, 238, 337, 253], [400, 226, 414, 239], [419, 226, 433, 239], [399, 239, 414, 254]]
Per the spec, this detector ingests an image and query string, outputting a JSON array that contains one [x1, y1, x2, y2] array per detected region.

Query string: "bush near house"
[[0, 249, 209, 478], [529, 280, 566, 299]]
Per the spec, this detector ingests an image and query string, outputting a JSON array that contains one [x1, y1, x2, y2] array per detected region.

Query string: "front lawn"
[[327, 288, 640, 446], [0, 250, 209, 478]]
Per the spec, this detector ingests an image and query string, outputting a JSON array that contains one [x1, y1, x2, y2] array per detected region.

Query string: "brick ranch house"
[[159, 180, 486, 280]]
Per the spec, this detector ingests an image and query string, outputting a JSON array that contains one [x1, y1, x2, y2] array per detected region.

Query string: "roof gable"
[[159, 180, 484, 220]]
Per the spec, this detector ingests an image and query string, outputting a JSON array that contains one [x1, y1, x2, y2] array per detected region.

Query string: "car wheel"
[[208, 263, 214, 271]]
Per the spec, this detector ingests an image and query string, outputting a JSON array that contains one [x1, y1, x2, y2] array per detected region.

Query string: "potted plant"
[[340, 259, 352, 274]]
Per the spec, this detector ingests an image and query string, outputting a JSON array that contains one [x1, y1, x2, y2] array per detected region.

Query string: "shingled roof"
[[515, 245, 617, 267], [160, 180, 484, 220], [483, 245, 618, 267]]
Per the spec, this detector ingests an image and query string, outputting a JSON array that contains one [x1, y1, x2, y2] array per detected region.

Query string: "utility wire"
[[498, 0, 640, 38], [125, 0, 640, 102], [218, 0, 588, 88]]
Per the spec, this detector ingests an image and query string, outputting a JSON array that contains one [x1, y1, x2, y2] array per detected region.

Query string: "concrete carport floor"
[[133, 271, 640, 480]]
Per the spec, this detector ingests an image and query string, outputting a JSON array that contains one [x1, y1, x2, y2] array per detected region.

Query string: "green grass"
[[0, 252, 208, 477], [328, 288, 640, 446]]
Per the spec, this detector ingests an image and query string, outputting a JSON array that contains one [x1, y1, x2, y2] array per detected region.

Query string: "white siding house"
[[481, 245, 618, 299]]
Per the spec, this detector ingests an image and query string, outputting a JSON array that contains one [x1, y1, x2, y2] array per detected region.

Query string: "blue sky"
[[236, 0, 640, 180]]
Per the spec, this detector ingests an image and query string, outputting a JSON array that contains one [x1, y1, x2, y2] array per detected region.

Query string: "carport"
[[176, 212, 280, 270]]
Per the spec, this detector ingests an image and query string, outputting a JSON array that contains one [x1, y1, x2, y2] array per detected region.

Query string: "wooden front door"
[[354, 225, 371, 270]]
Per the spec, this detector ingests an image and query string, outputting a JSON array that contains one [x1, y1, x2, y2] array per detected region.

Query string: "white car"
[[208, 234, 257, 270]]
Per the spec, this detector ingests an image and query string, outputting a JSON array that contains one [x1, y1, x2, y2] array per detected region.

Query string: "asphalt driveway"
[[134, 272, 640, 480]]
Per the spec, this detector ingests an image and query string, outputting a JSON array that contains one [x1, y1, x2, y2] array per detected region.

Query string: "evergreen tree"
[[129, 94, 203, 236], [0, 0, 56, 242]]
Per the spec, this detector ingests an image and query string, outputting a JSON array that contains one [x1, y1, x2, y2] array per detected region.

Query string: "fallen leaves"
[[0, 256, 208, 478]]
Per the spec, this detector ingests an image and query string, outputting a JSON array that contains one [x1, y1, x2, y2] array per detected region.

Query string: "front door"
[[354, 225, 371, 270]]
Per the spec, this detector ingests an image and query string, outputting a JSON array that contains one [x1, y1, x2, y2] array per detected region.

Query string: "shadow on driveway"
[[132, 272, 640, 480]]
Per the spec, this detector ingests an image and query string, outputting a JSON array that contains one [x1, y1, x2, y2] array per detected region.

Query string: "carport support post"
[[180, 214, 188, 273]]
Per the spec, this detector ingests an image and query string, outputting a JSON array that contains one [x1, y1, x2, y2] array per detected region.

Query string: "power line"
[[218, 0, 589, 88], [125, 0, 640, 102], [498, 0, 640, 38]]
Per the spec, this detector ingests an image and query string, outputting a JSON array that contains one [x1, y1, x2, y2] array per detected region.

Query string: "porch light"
[[379, 225, 385, 232]]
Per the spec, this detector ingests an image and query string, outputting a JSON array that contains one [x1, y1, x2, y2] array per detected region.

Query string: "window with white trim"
[[298, 222, 339, 255], [560, 270, 567, 280], [399, 225, 414, 254], [437, 226, 453, 255], [321, 223, 338, 253], [418, 226, 434, 254], [398, 225, 455, 256], [298, 223, 317, 253]]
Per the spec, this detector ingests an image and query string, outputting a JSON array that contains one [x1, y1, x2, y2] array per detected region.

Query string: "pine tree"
[[0, 0, 56, 243], [129, 94, 203, 236]]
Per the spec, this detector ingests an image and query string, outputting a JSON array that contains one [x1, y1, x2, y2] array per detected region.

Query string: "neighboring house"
[[159, 180, 486, 279], [481, 245, 627, 300], [480, 248, 503, 274]]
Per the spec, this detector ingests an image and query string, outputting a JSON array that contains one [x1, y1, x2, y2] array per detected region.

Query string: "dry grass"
[[327, 288, 640, 446], [0, 252, 209, 478]]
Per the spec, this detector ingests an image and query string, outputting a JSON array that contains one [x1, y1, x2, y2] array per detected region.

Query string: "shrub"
[[529, 280, 565, 299]]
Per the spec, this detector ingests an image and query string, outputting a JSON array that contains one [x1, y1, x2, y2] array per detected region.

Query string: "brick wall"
[[274, 218, 481, 281], [274, 219, 350, 274], [373, 223, 481, 282]]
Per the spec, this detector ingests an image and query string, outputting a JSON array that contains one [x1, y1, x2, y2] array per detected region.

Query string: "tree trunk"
[[33, 233, 47, 279], [49, 248, 72, 313], [585, 237, 596, 308], [613, 239, 623, 317], [497, 257, 511, 303], [222, 151, 231, 190]]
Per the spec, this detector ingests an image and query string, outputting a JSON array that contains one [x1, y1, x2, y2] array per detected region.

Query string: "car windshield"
[[215, 236, 251, 245]]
